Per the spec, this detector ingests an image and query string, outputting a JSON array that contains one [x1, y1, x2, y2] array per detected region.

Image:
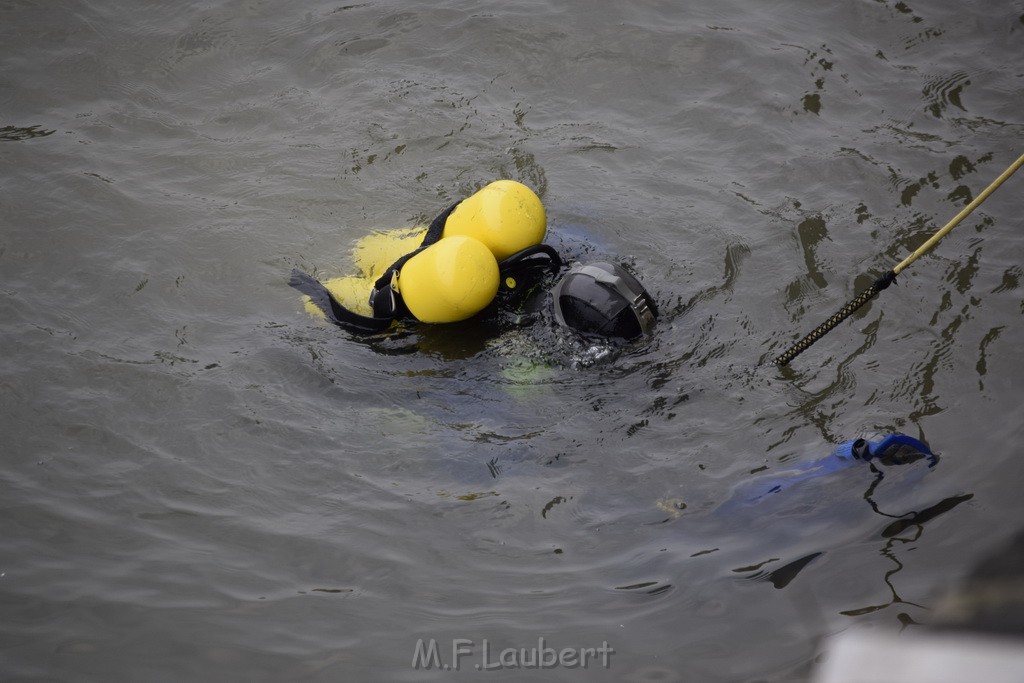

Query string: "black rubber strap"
[[498, 244, 563, 291], [289, 269, 394, 334], [499, 244, 563, 273], [420, 201, 460, 248], [371, 201, 462, 293]]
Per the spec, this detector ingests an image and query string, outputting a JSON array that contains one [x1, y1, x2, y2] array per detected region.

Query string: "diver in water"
[[289, 179, 659, 343], [288, 181, 934, 501]]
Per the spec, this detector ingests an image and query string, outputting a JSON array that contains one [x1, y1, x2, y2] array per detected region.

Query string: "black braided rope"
[[772, 270, 897, 366]]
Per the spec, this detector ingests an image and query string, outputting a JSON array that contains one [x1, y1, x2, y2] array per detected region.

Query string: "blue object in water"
[[729, 434, 934, 507], [832, 433, 934, 465]]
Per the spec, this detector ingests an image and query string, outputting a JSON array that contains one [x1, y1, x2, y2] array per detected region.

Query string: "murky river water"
[[2, 1, 1022, 681]]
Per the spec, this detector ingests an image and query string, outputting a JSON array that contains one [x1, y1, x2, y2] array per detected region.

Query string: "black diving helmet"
[[551, 261, 658, 339]]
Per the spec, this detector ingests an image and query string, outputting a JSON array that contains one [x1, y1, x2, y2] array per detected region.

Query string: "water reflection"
[[840, 489, 975, 618], [0, 124, 55, 141], [922, 70, 972, 119]]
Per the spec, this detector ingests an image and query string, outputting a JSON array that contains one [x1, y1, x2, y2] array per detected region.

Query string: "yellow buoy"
[[443, 180, 546, 261], [397, 235, 499, 322]]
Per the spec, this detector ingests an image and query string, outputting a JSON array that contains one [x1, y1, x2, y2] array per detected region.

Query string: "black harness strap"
[[497, 244, 562, 291], [371, 202, 461, 292], [289, 203, 463, 335], [288, 269, 394, 334]]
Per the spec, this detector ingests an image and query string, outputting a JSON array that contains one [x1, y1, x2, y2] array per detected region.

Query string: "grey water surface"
[[2, 1, 1022, 681]]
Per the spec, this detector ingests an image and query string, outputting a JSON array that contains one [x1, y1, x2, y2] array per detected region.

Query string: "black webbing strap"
[[289, 202, 463, 335], [288, 269, 394, 334], [371, 202, 461, 292]]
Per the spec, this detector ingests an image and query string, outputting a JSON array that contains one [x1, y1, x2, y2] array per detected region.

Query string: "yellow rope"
[[894, 152, 1024, 274], [773, 151, 1024, 367]]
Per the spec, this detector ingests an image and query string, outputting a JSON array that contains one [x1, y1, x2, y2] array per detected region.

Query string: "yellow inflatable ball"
[[397, 235, 499, 323], [442, 180, 546, 261]]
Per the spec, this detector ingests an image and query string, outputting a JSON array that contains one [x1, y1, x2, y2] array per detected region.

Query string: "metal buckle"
[[630, 293, 656, 335]]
